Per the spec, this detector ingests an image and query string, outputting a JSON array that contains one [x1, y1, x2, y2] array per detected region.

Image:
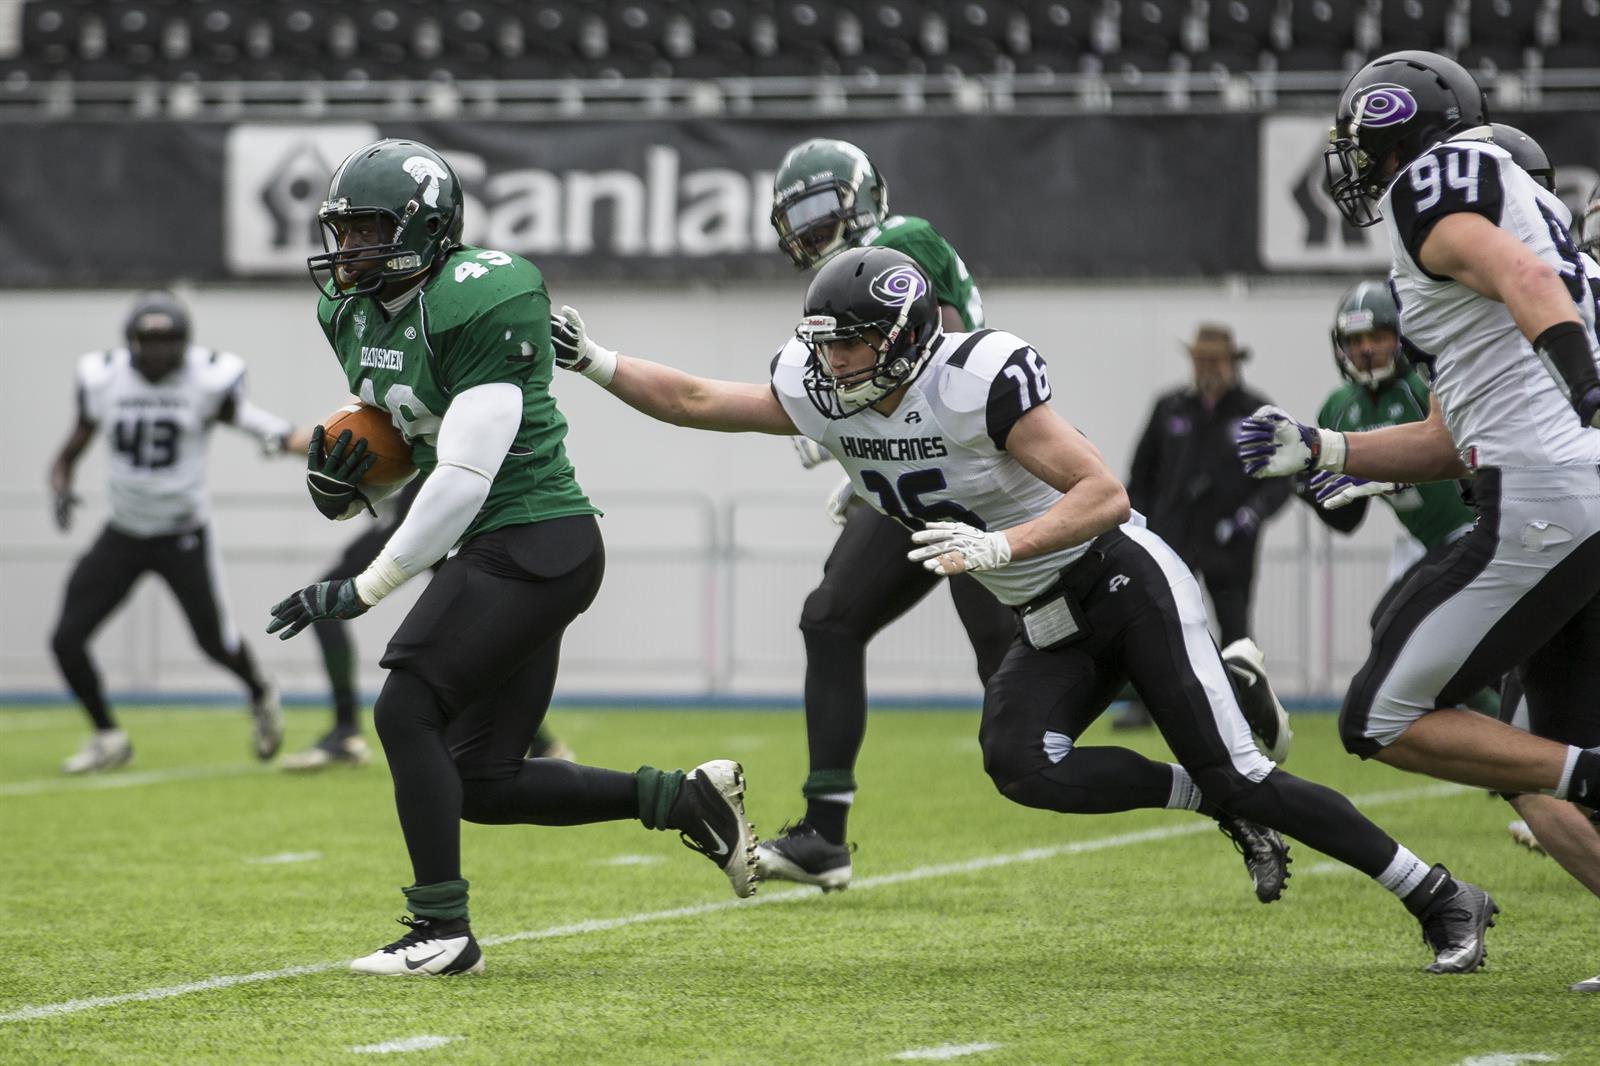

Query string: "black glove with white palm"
[[306, 425, 378, 520], [266, 579, 369, 640], [550, 305, 618, 386], [1236, 405, 1348, 479]]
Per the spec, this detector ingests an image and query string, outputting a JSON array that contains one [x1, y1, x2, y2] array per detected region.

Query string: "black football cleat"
[[350, 915, 484, 976], [1216, 814, 1291, 903], [1411, 865, 1498, 974], [669, 760, 759, 898], [755, 822, 854, 892]]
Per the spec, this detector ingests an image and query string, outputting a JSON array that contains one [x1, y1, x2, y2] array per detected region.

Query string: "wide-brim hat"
[[1184, 322, 1249, 362]]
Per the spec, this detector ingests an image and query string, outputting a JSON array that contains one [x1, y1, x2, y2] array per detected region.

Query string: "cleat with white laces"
[[1507, 819, 1545, 855], [62, 728, 132, 775], [250, 683, 283, 761], [350, 915, 484, 976], [280, 729, 370, 772], [668, 759, 759, 899], [1411, 865, 1498, 974], [755, 822, 854, 892], [1222, 638, 1293, 763], [1216, 814, 1291, 903]]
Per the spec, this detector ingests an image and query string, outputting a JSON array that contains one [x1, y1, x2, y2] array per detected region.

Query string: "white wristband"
[[353, 551, 409, 607], [1314, 428, 1348, 473], [581, 344, 618, 387]]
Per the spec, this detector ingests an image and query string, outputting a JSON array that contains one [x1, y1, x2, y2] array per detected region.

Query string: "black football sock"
[[53, 637, 115, 730], [1222, 770, 1400, 878], [311, 617, 359, 732], [1561, 748, 1600, 806], [459, 760, 638, 826], [1400, 863, 1460, 919], [802, 770, 855, 844]]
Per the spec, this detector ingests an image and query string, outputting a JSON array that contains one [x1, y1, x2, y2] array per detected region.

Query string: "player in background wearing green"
[[265, 138, 759, 976], [1300, 282, 1497, 716], [756, 139, 1018, 890]]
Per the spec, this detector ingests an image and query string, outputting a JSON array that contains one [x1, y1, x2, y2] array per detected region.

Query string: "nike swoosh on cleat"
[[700, 819, 730, 858], [405, 950, 447, 971]]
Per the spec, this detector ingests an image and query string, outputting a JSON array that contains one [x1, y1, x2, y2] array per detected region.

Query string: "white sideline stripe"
[[600, 854, 665, 866], [247, 852, 323, 866], [350, 1035, 459, 1055], [1301, 860, 1360, 877], [0, 764, 261, 797], [893, 1044, 1002, 1061], [1455, 1054, 1560, 1066], [0, 781, 1469, 1025]]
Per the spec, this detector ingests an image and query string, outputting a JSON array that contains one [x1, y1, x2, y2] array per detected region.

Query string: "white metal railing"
[[0, 489, 1394, 703]]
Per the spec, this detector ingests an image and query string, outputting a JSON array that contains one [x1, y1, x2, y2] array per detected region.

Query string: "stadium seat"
[[1275, 0, 1362, 71], [266, 2, 343, 63], [185, 2, 261, 65], [1023, 0, 1106, 52], [860, 0, 928, 54], [772, 0, 843, 56], [431, 1, 505, 66], [942, 0, 1026, 54], [1012, 45, 1094, 73], [1545, 0, 1600, 68], [1101, 0, 1194, 75], [20, 0, 90, 64], [1203, 0, 1274, 51], [1374, 0, 1454, 52], [101, 1, 175, 65], [352, 1, 428, 65], [602, 0, 678, 51], [692, 1, 756, 52]]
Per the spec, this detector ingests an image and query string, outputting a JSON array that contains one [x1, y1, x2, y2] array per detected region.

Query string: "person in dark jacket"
[[1128, 323, 1292, 647]]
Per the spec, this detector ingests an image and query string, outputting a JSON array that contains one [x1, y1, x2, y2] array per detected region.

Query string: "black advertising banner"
[[2, 112, 1597, 286]]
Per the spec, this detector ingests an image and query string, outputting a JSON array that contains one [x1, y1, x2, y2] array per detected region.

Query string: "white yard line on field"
[[0, 781, 1469, 1025], [1300, 860, 1361, 877], [893, 1043, 1002, 1061], [349, 1035, 459, 1055], [0, 764, 261, 797], [247, 852, 323, 866], [1455, 1054, 1560, 1066], [599, 854, 665, 866]]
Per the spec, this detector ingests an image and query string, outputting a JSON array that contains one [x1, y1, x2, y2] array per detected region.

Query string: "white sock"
[[1375, 846, 1430, 897], [1544, 745, 1582, 799], [1166, 764, 1202, 811]]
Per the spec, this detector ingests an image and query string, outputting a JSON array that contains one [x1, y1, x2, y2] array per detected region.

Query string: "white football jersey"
[[1381, 137, 1600, 469], [76, 345, 275, 536], [774, 327, 1105, 605]]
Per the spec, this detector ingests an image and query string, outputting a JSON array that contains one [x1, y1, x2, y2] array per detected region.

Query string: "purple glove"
[[1309, 471, 1407, 510], [1236, 405, 1322, 478]]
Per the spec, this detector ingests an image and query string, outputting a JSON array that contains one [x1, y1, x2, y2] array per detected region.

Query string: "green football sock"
[[403, 878, 469, 922], [635, 765, 686, 830]]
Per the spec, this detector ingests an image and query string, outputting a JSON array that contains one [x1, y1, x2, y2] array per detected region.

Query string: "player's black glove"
[[266, 578, 369, 640], [52, 490, 80, 532], [305, 425, 377, 520]]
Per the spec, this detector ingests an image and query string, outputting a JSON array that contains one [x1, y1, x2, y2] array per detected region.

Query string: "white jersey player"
[[47, 291, 305, 774], [1238, 51, 1600, 993], [551, 245, 1502, 975]]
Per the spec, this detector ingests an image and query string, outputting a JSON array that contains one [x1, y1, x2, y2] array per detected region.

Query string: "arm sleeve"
[[376, 382, 522, 577], [984, 345, 1053, 449], [217, 373, 294, 452]]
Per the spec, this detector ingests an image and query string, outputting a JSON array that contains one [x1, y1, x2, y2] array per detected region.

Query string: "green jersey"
[[317, 246, 597, 543], [861, 215, 985, 330], [1316, 370, 1473, 549]]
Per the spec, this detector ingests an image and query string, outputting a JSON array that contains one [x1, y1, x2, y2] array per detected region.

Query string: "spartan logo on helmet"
[[403, 156, 449, 208]]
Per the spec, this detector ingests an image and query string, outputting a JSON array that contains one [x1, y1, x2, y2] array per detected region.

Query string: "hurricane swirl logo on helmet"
[[1352, 85, 1418, 130], [869, 266, 927, 308]]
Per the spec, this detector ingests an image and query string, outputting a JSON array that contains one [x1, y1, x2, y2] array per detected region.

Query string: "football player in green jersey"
[[757, 138, 1017, 889], [265, 139, 759, 976]]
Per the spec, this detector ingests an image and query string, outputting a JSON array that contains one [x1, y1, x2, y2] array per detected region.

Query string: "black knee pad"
[[799, 584, 872, 643], [373, 669, 439, 745]]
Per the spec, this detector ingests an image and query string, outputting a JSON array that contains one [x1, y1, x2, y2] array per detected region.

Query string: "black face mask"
[[131, 336, 185, 382]]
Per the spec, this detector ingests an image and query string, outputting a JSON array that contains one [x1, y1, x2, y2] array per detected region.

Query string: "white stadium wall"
[[0, 279, 1404, 704]]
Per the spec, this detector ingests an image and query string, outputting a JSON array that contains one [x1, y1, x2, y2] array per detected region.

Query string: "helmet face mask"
[[797, 248, 941, 418], [771, 139, 888, 270], [1331, 281, 1406, 389], [124, 292, 190, 382], [308, 139, 464, 300], [1324, 51, 1487, 228]]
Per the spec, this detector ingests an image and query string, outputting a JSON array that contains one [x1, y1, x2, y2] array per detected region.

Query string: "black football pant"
[[982, 525, 1403, 880], [50, 523, 267, 731], [373, 516, 639, 887], [800, 503, 1016, 791]]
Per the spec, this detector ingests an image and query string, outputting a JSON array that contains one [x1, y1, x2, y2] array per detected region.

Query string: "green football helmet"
[[1331, 280, 1406, 388], [770, 138, 889, 270], [308, 138, 465, 300]]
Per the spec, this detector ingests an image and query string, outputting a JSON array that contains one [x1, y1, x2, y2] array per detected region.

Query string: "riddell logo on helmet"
[[1352, 85, 1418, 130]]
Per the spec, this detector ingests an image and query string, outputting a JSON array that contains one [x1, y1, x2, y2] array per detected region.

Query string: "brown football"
[[320, 403, 416, 487]]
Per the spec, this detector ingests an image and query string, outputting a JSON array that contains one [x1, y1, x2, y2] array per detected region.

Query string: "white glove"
[[1236, 405, 1346, 478], [907, 521, 1013, 575], [793, 436, 834, 469], [824, 475, 856, 527], [1308, 471, 1407, 510], [549, 305, 618, 386]]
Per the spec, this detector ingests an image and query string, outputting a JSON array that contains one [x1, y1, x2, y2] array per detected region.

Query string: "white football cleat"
[[250, 683, 283, 761], [670, 759, 760, 899], [280, 731, 370, 772], [62, 728, 132, 775], [1221, 638, 1293, 763], [1571, 972, 1600, 992], [350, 916, 484, 976]]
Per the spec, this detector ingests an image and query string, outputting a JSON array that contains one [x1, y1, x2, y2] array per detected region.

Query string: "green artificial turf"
[[0, 706, 1591, 1065]]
